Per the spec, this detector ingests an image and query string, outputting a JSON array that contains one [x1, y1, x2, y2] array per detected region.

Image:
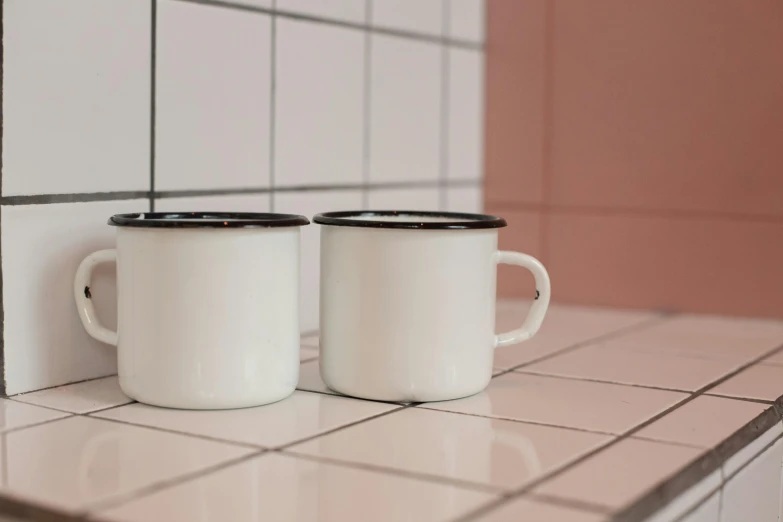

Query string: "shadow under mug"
[[73, 212, 309, 410], [314, 210, 551, 403]]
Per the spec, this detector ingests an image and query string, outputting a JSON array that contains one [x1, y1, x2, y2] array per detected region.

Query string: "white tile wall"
[[154, 194, 271, 213], [369, 35, 441, 184], [368, 187, 441, 210], [155, 0, 272, 191], [1, 0, 484, 395], [721, 437, 783, 522], [448, 48, 484, 181], [1, 200, 148, 395], [372, 0, 443, 36], [448, 0, 486, 43], [277, 0, 365, 24], [275, 19, 364, 187], [2, 0, 150, 196]]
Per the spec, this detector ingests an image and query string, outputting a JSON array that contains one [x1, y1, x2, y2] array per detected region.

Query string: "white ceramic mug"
[[74, 212, 309, 409], [314, 210, 551, 402]]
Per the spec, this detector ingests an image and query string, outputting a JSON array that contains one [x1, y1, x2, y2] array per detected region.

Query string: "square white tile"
[[367, 188, 441, 210], [3, 0, 151, 196], [2, 0, 150, 196], [0, 399, 70, 433], [277, 0, 365, 24], [721, 438, 783, 522], [275, 19, 364, 187], [476, 497, 606, 522], [13, 376, 131, 414], [604, 315, 783, 365], [447, 0, 485, 42], [94, 390, 397, 448], [634, 395, 767, 448], [369, 35, 441, 184], [155, 0, 271, 191], [1, 200, 148, 395], [493, 302, 658, 370], [153, 194, 270, 213], [535, 438, 702, 510], [446, 186, 483, 213], [0, 416, 252, 513], [423, 372, 686, 435], [521, 343, 738, 392], [448, 48, 484, 180], [722, 422, 783, 478], [291, 407, 609, 491], [708, 364, 783, 402], [371, 0, 443, 36], [98, 453, 494, 522], [274, 190, 363, 332]]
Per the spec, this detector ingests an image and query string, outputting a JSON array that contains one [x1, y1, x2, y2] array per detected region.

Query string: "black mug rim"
[[108, 212, 310, 229]]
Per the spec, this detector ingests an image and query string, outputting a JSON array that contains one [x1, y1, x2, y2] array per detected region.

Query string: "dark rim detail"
[[108, 212, 309, 228], [313, 210, 507, 230]]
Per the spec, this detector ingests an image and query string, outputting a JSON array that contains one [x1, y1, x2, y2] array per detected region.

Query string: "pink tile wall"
[[485, 0, 783, 317]]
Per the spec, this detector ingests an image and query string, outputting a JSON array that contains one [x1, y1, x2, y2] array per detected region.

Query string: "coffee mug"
[[314, 210, 550, 402], [74, 212, 309, 409]]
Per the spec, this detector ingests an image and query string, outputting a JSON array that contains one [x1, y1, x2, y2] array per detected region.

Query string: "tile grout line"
[[0, 179, 481, 206], [509, 369, 692, 394], [281, 450, 503, 495], [84, 449, 267, 514], [458, 342, 783, 522], [268, 0, 277, 211], [172, 0, 483, 50], [414, 404, 619, 438], [438, 0, 450, 211], [494, 312, 674, 378], [360, 0, 371, 209], [149, 0, 157, 212], [8, 373, 118, 396], [701, 392, 774, 405]]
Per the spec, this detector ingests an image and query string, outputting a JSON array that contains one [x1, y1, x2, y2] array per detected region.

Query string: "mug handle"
[[74, 249, 118, 346], [493, 251, 551, 348]]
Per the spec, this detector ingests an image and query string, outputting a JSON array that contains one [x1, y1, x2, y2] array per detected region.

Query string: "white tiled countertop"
[[1, 301, 783, 522]]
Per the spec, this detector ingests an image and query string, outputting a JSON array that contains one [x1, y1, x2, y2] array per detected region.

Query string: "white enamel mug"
[[314, 210, 551, 402], [74, 212, 309, 410]]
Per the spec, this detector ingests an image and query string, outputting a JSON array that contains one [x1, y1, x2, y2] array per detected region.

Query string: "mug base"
[[322, 380, 488, 404], [119, 381, 296, 410]]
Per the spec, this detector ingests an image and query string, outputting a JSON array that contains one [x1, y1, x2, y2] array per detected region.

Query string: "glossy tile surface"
[[0, 416, 252, 512], [13, 376, 131, 414], [99, 453, 494, 522], [0, 399, 69, 433], [709, 364, 783, 401], [493, 302, 657, 370], [300, 347, 319, 363], [535, 438, 702, 509], [475, 497, 607, 522], [291, 407, 610, 491], [635, 396, 767, 448], [523, 342, 738, 392], [94, 391, 397, 448], [424, 372, 686, 434]]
